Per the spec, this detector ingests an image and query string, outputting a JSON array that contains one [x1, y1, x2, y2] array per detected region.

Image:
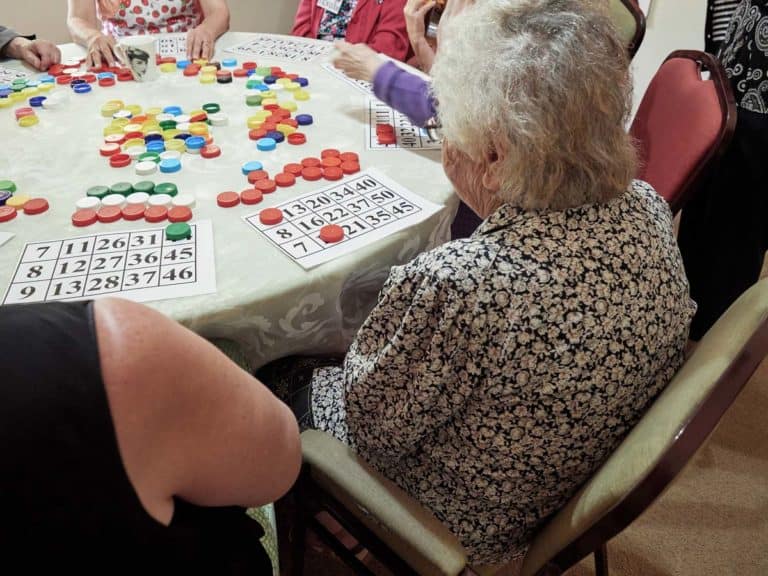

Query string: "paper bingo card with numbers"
[[243, 169, 443, 269], [2, 221, 216, 305], [366, 97, 441, 150], [225, 34, 334, 62], [156, 33, 188, 57]]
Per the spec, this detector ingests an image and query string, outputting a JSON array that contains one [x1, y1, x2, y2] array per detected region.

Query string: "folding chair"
[[284, 277, 768, 575], [630, 50, 737, 214]]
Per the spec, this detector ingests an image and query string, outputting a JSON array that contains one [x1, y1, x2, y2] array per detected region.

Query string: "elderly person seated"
[[262, 0, 696, 564]]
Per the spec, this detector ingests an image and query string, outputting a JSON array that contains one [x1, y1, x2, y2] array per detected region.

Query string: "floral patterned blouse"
[[100, 0, 202, 37], [317, 0, 360, 40], [309, 180, 696, 564], [720, 0, 768, 113]]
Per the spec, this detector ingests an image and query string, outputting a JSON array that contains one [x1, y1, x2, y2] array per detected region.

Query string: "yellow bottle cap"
[[103, 125, 123, 136], [160, 63, 176, 73], [165, 139, 186, 152], [124, 138, 146, 149], [247, 118, 263, 130], [280, 100, 298, 112], [284, 82, 300, 92], [18, 115, 39, 127], [194, 59, 208, 66], [293, 90, 310, 101], [199, 73, 216, 84], [6, 194, 30, 208], [122, 122, 142, 133], [261, 98, 278, 107], [189, 124, 208, 136], [162, 129, 181, 140], [276, 124, 296, 136], [145, 106, 162, 117], [111, 118, 130, 128], [125, 104, 143, 116], [38, 83, 55, 92]]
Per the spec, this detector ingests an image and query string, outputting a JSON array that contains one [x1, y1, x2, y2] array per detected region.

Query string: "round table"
[[0, 32, 457, 368]]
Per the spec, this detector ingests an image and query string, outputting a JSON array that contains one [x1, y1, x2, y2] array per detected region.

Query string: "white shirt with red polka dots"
[[101, 0, 202, 37]]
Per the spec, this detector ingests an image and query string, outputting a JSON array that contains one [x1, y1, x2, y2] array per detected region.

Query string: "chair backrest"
[[609, 0, 646, 57], [630, 50, 737, 214], [520, 278, 768, 576]]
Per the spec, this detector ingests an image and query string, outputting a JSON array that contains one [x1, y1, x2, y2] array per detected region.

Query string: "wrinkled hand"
[[86, 33, 119, 68], [97, 0, 123, 18], [5, 38, 61, 71], [332, 41, 384, 83], [187, 25, 215, 60], [404, 0, 436, 43]]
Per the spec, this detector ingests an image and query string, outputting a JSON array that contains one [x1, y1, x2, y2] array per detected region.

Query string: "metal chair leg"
[[594, 543, 609, 576]]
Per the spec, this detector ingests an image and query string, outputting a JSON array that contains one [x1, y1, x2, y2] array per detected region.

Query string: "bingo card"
[[2, 221, 217, 305], [243, 169, 443, 269], [225, 34, 334, 62], [156, 33, 188, 57], [366, 97, 442, 150]]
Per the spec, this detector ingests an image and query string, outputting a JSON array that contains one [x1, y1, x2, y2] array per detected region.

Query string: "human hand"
[[332, 41, 384, 83], [404, 0, 436, 44], [187, 24, 215, 60], [86, 32, 119, 68], [5, 38, 62, 71], [97, 0, 123, 18]]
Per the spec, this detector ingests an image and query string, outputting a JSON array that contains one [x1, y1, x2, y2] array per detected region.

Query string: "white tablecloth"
[[0, 32, 457, 368]]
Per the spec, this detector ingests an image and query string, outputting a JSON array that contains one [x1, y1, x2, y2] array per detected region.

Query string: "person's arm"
[[374, 61, 436, 126], [333, 42, 437, 126], [291, 0, 315, 38], [404, 0, 436, 71], [367, 0, 412, 61], [94, 298, 301, 524], [67, 0, 119, 67], [0, 25, 20, 53], [343, 258, 480, 464], [187, 0, 230, 60]]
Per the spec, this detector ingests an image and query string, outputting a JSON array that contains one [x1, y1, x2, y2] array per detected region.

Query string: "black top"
[[718, 0, 768, 114], [0, 301, 271, 574]]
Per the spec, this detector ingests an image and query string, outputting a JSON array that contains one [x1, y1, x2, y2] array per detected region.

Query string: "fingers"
[[416, 0, 436, 18], [188, 33, 202, 60], [21, 47, 42, 71], [201, 39, 213, 60], [88, 47, 102, 69], [102, 40, 116, 67], [186, 30, 195, 59]]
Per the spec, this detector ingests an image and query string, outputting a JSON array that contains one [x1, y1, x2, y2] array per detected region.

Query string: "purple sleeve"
[[373, 61, 437, 127]]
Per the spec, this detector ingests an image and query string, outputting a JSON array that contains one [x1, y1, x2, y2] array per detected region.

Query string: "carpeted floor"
[[304, 264, 768, 576]]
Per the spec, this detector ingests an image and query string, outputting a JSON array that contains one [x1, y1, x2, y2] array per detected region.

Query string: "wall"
[[2, 0, 301, 44], [630, 0, 707, 114]]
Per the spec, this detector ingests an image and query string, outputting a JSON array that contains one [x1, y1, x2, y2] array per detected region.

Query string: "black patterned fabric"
[[309, 180, 695, 563], [720, 0, 768, 113]]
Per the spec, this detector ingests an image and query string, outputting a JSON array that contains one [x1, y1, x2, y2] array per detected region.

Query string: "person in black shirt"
[[678, 0, 768, 339], [0, 298, 300, 573]]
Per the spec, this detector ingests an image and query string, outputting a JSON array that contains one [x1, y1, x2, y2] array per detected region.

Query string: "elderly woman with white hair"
[[262, 0, 695, 563]]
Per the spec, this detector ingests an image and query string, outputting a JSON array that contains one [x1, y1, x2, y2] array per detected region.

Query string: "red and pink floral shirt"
[[100, 0, 202, 37]]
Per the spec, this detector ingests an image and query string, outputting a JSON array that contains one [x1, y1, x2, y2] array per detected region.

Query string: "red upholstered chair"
[[630, 50, 736, 214]]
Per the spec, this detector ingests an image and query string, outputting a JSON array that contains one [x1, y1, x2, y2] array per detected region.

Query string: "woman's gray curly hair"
[[431, 0, 636, 210]]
